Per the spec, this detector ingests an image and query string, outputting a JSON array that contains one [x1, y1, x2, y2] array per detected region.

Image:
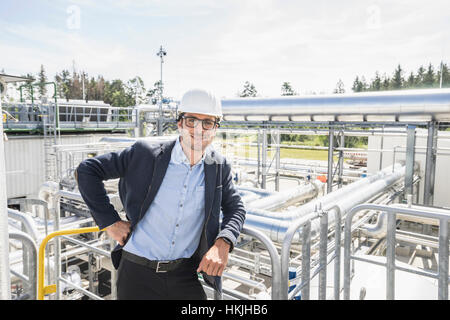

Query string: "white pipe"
[[7, 209, 39, 242], [247, 163, 404, 221], [243, 163, 406, 243], [248, 180, 323, 211], [221, 88, 450, 121], [360, 203, 441, 238], [0, 94, 11, 299]]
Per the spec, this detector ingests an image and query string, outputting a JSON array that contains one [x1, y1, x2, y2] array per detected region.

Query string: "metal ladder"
[[42, 104, 58, 182]]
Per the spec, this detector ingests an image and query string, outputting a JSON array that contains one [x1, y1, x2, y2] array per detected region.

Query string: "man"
[[75, 89, 246, 299]]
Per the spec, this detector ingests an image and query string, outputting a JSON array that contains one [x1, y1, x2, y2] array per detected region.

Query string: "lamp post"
[[156, 46, 167, 136]]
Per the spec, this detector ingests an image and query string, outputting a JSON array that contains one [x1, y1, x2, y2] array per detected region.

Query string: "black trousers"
[[116, 255, 207, 300]]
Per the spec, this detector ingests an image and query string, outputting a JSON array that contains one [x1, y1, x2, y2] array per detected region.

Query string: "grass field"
[[215, 133, 367, 161]]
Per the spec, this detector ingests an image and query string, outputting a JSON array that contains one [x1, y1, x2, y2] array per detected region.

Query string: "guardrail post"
[[386, 210, 396, 300], [333, 206, 342, 300], [301, 220, 311, 300], [319, 209, 328, 300], [438, 219, 448, 300]]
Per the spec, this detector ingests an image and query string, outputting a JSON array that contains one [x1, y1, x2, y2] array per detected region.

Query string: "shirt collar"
[[171, 136, 207, 166]]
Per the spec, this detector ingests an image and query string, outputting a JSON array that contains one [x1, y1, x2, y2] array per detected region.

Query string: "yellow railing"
[[38, 226, 102, 300]]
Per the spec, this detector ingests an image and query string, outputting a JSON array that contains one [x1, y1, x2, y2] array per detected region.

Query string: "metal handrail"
[[37, 225, 102, 300], [9, 230, 38, 300], [241, 226, 282, 300], [343, 203, 450, 300], [280, 205, 343, 300]]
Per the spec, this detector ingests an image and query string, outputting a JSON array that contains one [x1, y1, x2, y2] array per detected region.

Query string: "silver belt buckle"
[[156, 261, 169, 273]]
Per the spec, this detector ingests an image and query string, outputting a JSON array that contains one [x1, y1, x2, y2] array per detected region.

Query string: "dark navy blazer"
[[75, 138, 246, 292]]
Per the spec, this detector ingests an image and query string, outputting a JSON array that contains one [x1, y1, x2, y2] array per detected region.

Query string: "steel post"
[[327, 126, 334, 193], [319, 210, 328, 299], [275, 130, 281, 192], [386, 211, 396, 300], [261, 129, 267, 189], [438, 219, 449, 300], [405, 125, 416, 197], [424, 121, 437, 206], [301, 221, 311, 300]]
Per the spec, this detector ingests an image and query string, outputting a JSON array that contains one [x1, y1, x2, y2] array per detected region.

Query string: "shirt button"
[[184, 185, 187, 188], [172, 241, 175, 245], [176, 224, 179, 227], [180, 204, 183, 207]]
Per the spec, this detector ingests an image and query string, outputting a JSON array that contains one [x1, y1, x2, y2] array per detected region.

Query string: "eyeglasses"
[[181, 116, 218, 130]]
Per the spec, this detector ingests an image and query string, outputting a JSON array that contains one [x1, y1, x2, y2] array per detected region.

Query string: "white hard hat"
[[178, 89, 222, 118]]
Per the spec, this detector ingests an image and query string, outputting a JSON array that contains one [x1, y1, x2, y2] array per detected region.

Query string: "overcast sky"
[[1, 0, 449, 99]]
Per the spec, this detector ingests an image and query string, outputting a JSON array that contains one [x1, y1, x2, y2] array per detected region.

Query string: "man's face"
[[177, 112, 218, 155]]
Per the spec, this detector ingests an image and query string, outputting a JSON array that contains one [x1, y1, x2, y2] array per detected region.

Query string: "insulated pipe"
[[236, 159, 361, 178], [243, 163, 406, 243], [7, 209, 40, 242], [221, 88, 450, 121], [247, 180, 323, 211], [248, 163, 404, 221]]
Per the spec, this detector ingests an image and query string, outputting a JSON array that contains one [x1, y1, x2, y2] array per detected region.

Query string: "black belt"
[[122, 250, 191, 273]]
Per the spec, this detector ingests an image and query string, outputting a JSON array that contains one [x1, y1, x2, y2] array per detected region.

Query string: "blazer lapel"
[[138, 140, 175, 223], [204, 150, 217, 220]]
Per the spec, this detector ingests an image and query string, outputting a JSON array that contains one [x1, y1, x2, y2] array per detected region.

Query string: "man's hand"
[[105, 220, 131, 246], [196, 238, 230, 276]]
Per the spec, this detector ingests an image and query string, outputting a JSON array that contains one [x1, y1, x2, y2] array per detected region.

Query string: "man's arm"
[[75, 143, 136, 240], [197, 159, 246, 276], [216, 158, 246, 251]]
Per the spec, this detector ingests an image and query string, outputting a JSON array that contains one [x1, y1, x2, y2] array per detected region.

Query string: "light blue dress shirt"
[[123, 137, 206, 261]]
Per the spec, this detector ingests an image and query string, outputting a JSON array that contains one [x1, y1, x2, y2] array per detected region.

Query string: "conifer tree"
[[239, 81, 257, 97], [423, 63, 435, 88], [391, 64, 404, 89], [37, 64, 47, 99], [281, 82, 296, 96]]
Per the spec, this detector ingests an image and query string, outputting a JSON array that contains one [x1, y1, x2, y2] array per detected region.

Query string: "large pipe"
[[243, 163, 406, 243], [221, 88, 450, 121], [7, 209, 40, 242], [247, 180, 323, 211], [248, 163, 404, 221]]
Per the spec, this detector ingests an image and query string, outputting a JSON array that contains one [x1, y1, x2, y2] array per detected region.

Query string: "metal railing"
[[37, 225, 104, 300], [240, 226, 282, 300], [37, 189, 282, 300], [9, 230, 38, 300], [343, 203, 450, 300], [2, 103, 138, 131], [280, 205, 342, 300]]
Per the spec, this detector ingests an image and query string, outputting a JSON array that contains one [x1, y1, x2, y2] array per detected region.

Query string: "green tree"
[[423, 63, 435, 88], [127, 76, 147, 105], [333, 79, 345, 93], [146, 80, 163, 104], [104, 79, 134, 107], [281, 82, 296, 96], [352, 76, 362, 92], [416, 65, 426, 88], [437, 63, 450, 88], [55, 69, 71, 100], [381, 73, 390, 90], [37, 64, 47, 99], [369, 72, 381, 91], [352, 76, 367, 92], [391, 64, 404, 89], [239, 81, 257, 97], [405, 72, 416, 88]]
